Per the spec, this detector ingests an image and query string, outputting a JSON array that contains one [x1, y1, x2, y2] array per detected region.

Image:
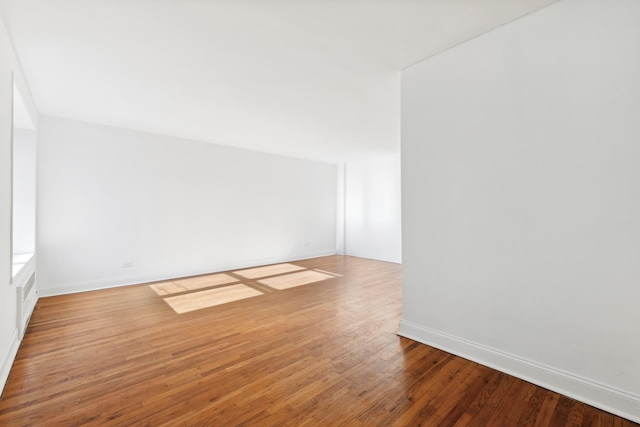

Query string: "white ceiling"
[[1, 0, 557, 163]]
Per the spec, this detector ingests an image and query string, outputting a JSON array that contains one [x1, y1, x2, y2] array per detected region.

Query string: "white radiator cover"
[[14, 256, 37, 339]]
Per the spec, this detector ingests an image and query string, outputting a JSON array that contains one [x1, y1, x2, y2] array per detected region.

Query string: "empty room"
[[0, 0, 639, 425]]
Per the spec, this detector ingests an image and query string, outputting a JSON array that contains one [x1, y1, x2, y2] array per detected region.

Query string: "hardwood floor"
[[0, 256, 636, 426]]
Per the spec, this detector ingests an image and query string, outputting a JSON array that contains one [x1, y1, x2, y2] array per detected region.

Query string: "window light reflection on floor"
[[234, 263, 305, 279], [258, 270, 335, 290], [153, 262, 343, 314], [150, 273, 238, 296], [163, 284, 263, 314]]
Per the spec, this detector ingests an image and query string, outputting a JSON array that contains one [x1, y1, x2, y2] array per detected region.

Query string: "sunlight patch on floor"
[[163, 284, 263, 314], [234, 263, 305, 279], [153, 262, 342, 314], [150, 273, 238, 296], [258, 270, 335, 290]]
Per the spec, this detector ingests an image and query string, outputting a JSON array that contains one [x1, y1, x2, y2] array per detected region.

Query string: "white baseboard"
[[0, 328, 20, 398], [398, 319, 640, 424], [38, 251, 337, 297], [344, 251, 402, 264]]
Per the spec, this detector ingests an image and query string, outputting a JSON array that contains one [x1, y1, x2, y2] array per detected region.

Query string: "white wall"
[[0, 14, 38, 395], [12, 127, 36, 254], [37, 116, 337, 295], [345, 154, 401, 263], [335, 164, 346, 255], [400, 0, 640, 422]]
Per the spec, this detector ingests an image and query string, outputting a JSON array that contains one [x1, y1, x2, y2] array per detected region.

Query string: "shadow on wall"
[[149, 263, 342, 314]]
